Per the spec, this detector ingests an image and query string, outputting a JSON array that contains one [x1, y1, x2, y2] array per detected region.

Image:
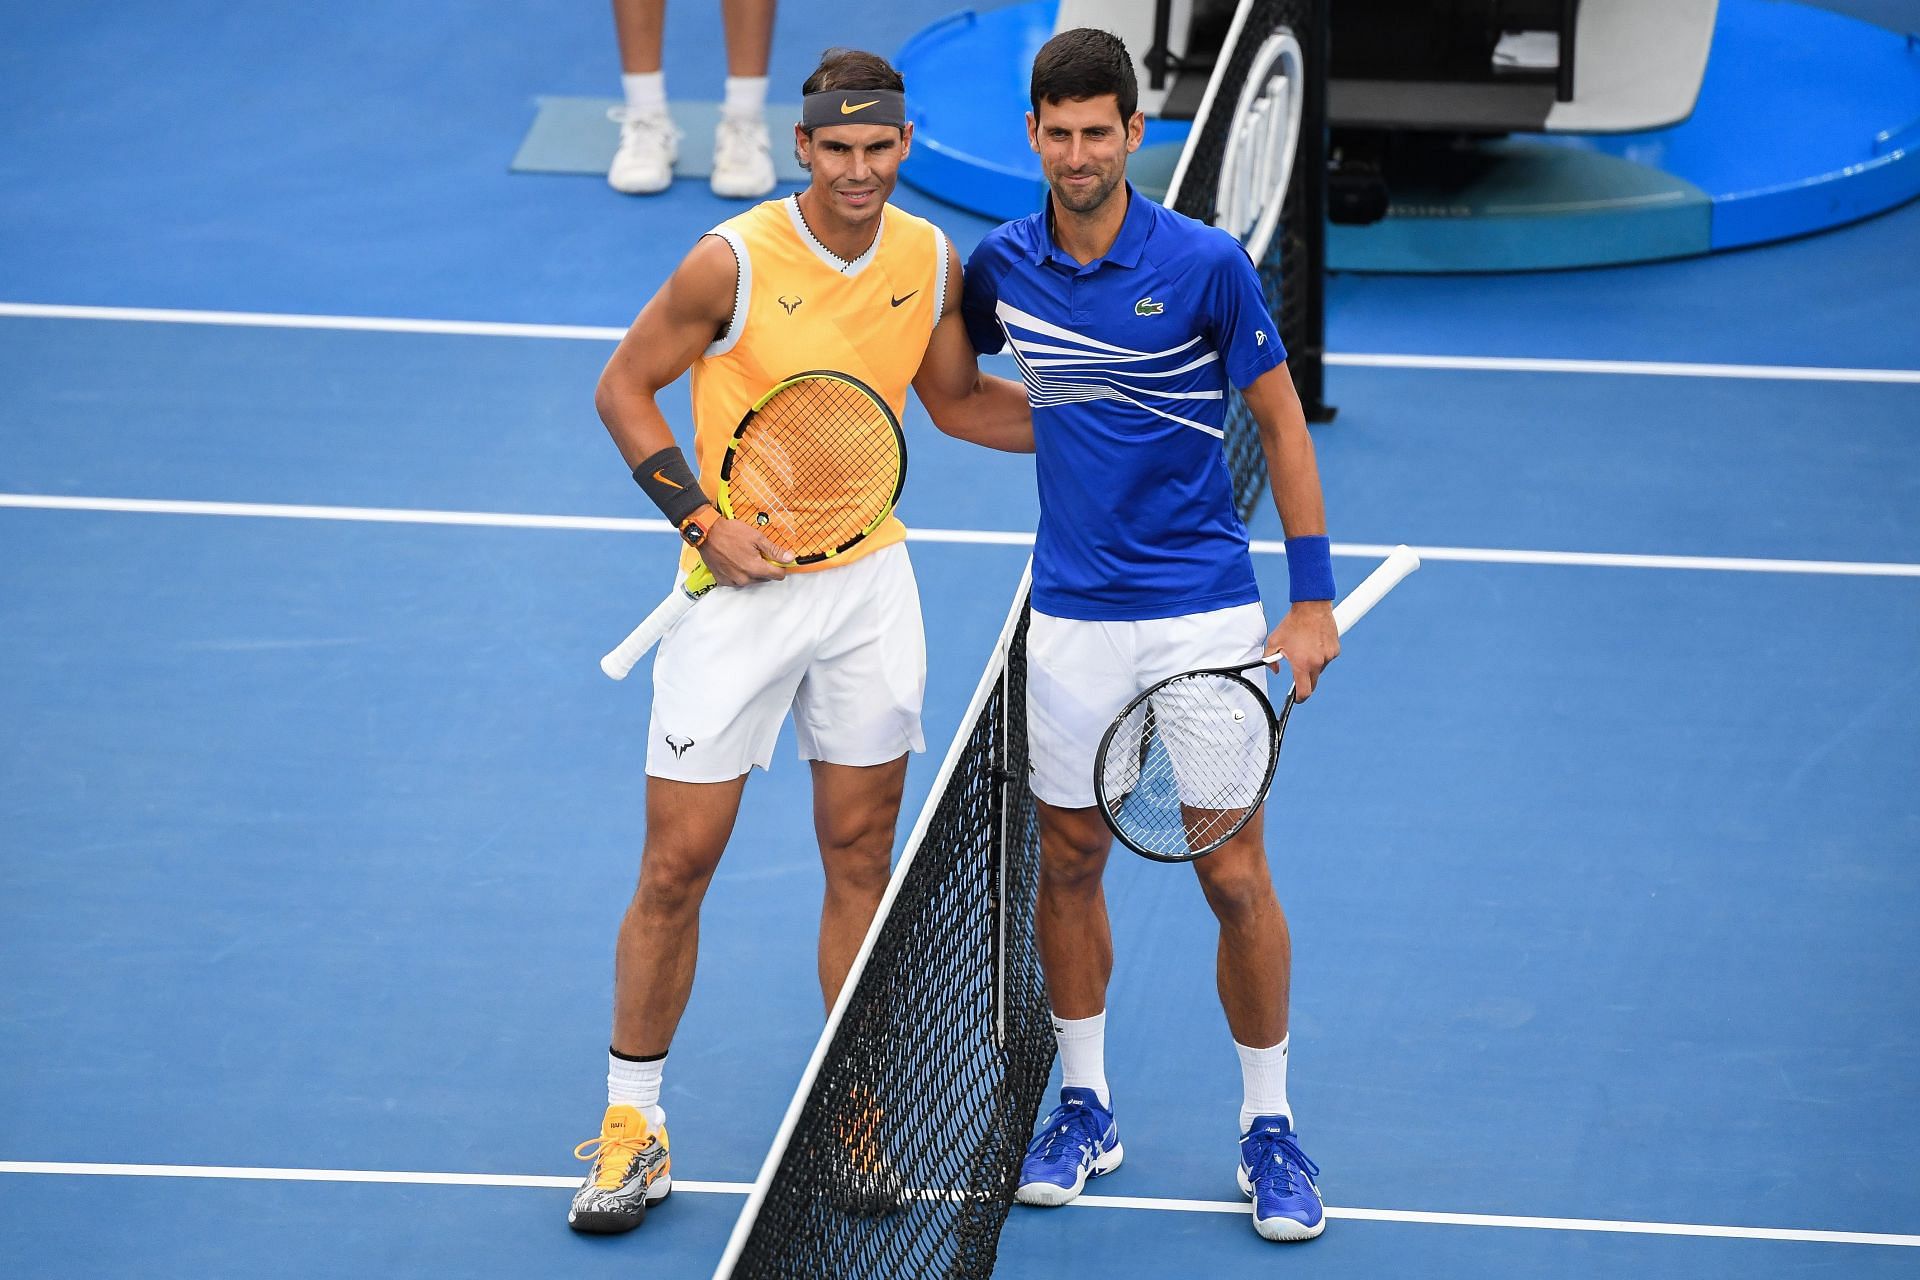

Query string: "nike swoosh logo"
[[651, 469, 684, 490], [890, 291, 918, 308], [840, 99, 879, 115]]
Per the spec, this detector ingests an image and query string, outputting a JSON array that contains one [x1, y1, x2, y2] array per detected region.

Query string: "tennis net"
[[712, 576, 1053, 1280], [1165, 0, 1333, 521]]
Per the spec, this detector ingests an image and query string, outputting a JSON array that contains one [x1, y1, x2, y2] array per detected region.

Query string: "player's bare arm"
[[1242, 362, 1339, 699], [595, 236, 792, 587], [913, 241, 1035, 453]]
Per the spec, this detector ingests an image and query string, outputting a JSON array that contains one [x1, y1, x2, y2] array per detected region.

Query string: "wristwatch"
[[679, 509, 714, 548]]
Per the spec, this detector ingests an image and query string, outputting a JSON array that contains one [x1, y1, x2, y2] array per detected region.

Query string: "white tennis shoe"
[[607, 106, 680, 195], [711, 113, 776, 199]]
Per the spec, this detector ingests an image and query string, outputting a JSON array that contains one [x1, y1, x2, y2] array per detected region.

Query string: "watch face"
[[681, 520, 705, 546]]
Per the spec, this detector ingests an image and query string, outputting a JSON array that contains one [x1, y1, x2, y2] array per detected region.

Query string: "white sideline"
[[1325, 351, 1920, 385], [4, 493, 1918, 579], [5, 301, 1920, 384], [1, 1160, 1913, 1247]]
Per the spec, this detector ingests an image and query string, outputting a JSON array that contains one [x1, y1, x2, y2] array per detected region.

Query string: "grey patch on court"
[[511, 97, 809, 184]]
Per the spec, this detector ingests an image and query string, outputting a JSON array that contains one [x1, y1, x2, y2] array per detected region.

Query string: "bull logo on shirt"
[[1134, 297, 1165, 317], [778, 295, 803, 315]]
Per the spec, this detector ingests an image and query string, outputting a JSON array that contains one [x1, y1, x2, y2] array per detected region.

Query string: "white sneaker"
[[607, 106, 680, 195], [711, 113, 776, 199]]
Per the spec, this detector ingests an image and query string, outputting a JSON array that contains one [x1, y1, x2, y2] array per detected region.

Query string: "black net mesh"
[[721, 600, 1054, 1280], [1167, 0, 1331, 522]]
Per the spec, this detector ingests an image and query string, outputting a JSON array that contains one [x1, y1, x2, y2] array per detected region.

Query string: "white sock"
[[608, 1049, 667, 1128], [1052, 1011, 1109, 1107], [622, 71, 667, 116], [721, 75, 768, 121], [1236, 1036, 1291, 1133]]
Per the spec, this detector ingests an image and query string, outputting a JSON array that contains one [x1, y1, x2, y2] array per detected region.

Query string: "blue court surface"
[[3, 3, 1918, 1277]]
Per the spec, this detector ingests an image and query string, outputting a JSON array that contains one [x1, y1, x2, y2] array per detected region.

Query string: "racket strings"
[[1102, 672, 1278, 860], [727, 378, 901, 557]]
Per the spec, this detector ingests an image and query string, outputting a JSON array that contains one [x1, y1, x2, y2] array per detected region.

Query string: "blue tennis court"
[[3, 2, 1918, 1277]]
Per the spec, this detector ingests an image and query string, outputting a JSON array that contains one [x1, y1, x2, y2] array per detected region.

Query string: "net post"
[[1295, 0, 1333, 424], [1162, 0, 1335, 519]]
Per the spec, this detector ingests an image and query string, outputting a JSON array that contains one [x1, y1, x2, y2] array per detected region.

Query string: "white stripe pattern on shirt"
[[996, 301, 1226, 438]]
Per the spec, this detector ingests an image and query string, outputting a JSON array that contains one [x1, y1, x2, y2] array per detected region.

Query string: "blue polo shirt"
[[962, 183, 1288, 621]]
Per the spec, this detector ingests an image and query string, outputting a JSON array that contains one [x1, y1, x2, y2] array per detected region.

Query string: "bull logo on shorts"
[[665, 734, 696, 758]]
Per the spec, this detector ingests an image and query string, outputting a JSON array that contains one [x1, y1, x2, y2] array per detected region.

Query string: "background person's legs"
[[607, 0, 677, 193]]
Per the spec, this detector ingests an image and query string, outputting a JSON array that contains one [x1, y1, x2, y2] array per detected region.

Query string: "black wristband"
[[633, 446, 710, 527]]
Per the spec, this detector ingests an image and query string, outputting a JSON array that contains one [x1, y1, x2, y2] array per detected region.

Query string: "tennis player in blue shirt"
[[961, 28, 1339, 1243]]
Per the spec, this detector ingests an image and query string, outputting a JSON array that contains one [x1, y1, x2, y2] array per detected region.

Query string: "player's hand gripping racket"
[[1093, 545, 1420, 862], [601, 370, 906, 680]]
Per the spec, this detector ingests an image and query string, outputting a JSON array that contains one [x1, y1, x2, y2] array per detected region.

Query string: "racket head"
[[717, 370, 906, 564], [1093, 668, 1287, 863]]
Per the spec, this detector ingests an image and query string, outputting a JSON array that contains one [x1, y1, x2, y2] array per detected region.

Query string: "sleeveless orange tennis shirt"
[[682, 194, 949, 574]]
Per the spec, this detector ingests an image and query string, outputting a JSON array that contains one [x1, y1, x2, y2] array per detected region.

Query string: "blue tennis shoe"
[[1014, 1087, 1124, 1206], [1236, 1114, 1325, 1241]]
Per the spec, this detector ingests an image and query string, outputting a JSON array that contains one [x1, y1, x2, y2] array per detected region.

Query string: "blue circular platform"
[[897, 0, 1920, 272]]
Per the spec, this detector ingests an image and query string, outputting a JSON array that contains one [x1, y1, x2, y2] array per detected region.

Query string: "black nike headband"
[[801, 89, 906, 131]]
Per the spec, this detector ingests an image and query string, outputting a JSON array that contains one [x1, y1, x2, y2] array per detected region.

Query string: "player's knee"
[[1194, 861, 1275, 923], [1039, 845, 1105, 897], [822, 838, 891, 901], [635, 843, 720, 916], [1038, 808, 1110, 884]]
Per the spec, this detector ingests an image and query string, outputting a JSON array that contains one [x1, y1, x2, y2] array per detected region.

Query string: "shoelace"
[[1243, 1128, 1319, 1197], [606, 105, 681, 144], [1025, 1102, 1106, 1164], [713, 116, 769, 166], [574, 1129, 655, 1190]]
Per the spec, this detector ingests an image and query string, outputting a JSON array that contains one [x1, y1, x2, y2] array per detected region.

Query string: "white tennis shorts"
[[647, 542, 926, 783], [1026, 601, 1269, 809]]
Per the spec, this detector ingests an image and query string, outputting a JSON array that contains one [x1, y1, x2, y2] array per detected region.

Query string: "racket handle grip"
[[1331, 544, 1420, 636], [601, 590, 698, 680]]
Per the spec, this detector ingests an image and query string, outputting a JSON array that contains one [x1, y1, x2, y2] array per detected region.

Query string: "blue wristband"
[[1285, 535, 1335, 603]]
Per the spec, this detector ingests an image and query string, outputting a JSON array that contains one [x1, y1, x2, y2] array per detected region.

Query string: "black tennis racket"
[[1093, 545, 1420, 862], [601, 370, 906, 679]]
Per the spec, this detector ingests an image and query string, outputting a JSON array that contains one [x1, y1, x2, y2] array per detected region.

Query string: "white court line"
[[1326, 351, 1920, 386], [1, 1161, 1913, 1247], [0, 301, 625, 342], [4, 493, 1918, 578], [4, 301, 1919, 385], [0, 1160, 745, 1195]]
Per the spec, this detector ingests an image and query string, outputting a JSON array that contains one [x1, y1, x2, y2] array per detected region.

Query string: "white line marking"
[[5, 302, 1918, 385], [1069, 1193, 1919, 1247], [0, 493, 662, 533], [4, 493, 1917, 578], [0, 301, 626, 342], [0, 1160, 746, 1194], [1254, 538, 1920, 579], [1325, 352, 1920, 386], [1, 1161, 1912, 1247]]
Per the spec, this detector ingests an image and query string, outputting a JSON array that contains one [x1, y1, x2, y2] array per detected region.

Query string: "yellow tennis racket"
[[601, 370, 907, 679]]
